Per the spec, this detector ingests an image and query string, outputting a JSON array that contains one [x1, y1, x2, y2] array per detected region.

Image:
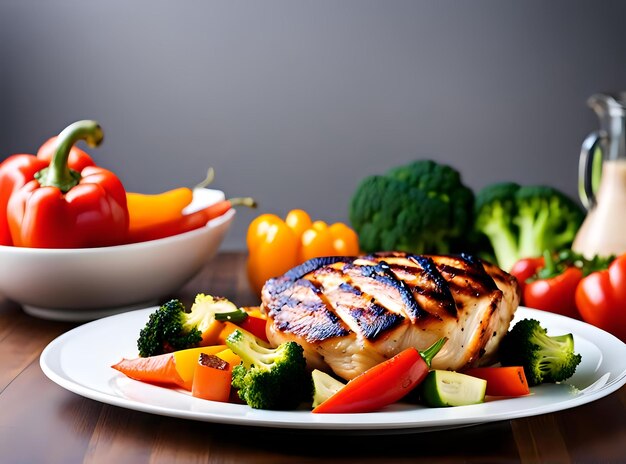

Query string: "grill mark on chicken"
[[304, 265, 407, 342], [351, 260, 427, 320], [329, 282, 406, 340], [459, 253, 498, 292], [430, 255, 501, 304], [283, 256, 352, 281], [263, 277, 350, 342], [408, 255, 457, 317]]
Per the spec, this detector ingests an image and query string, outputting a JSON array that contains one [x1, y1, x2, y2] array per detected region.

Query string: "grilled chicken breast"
[[261, 252, 520, 381]]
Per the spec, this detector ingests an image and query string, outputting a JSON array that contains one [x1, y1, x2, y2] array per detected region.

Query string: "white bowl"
[[0, 188, 235, 322]]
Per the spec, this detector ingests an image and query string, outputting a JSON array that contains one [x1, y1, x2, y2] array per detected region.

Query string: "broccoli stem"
[[482, 225, 519, 272], [516, 208, 549, 259]]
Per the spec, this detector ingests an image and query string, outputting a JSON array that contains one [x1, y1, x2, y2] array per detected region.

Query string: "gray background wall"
[[2, 0, 625, 250]]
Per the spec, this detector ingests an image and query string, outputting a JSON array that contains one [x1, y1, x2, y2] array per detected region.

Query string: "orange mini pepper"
[[246, 209, 360, 295]]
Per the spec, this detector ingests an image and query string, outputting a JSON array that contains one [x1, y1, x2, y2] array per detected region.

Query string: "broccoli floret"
[[474, 183, 584, 271], [137, 295, 245, 357], [515, 186, 585, 259], [349, 160, 475, 255], [499, 318, 582, 386], [226, 329, 310, 410]]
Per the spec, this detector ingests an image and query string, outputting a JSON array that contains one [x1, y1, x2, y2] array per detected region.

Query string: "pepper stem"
[[227, 197, 258, 209], [419, 337, 448, 368], [193, 167, 216, 190], [35, 120, 104, 192]]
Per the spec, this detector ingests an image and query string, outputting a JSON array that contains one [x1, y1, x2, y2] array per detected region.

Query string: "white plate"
[[40, 306, 626, 433]]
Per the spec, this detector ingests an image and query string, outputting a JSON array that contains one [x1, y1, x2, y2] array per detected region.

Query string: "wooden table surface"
[[1, 251, 625, 464]]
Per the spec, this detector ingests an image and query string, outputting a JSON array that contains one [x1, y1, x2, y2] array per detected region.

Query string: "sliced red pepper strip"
[[7, 120, 129, 248], [235, 314, 269, 343], [312, 338, 447, 414]]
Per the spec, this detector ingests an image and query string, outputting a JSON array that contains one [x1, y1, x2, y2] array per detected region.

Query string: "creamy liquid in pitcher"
[[572, 159, 626, 258]]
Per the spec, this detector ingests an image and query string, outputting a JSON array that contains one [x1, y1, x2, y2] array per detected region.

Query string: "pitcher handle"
[[578, 131, 601, 210]]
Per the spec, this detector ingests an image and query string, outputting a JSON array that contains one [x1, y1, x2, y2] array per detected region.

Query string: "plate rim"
[[39, 306, 626, 432]]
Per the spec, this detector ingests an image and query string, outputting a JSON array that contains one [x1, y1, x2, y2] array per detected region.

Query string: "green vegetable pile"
[[348, 160, 585, 271]]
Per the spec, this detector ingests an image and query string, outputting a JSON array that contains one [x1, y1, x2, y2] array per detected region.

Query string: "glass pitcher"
[[572, 92, 626, 259]]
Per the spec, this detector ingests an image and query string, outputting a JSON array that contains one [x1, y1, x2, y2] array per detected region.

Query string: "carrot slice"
[[462, 366, 530, 397], [111, 352, 185, 388], [172, 345, 227, 390], [191, 354, 232, 402]]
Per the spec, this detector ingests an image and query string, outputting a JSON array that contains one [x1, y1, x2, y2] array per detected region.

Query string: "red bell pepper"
[[6, 120, 129, 248], [575, 254, 626, 343], [0, 134, 95, 246], [312, 338, 447, 414]]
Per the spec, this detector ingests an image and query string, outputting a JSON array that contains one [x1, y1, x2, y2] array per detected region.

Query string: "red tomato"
[[312, 347, 428, 414], [575, 254, 626, 343], [462, 366, 530, 397], [524, 267, 583, 320], [509, 257, 544, 303]]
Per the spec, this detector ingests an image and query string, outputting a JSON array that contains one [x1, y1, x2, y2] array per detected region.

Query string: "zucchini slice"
[[311, 369, 346, 408], [420, 370, 487, 407]]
